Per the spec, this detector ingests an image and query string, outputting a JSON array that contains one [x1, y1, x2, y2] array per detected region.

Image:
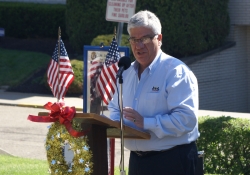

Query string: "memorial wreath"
[[28, 102, 93, 175], [45, 121, 93, 174]]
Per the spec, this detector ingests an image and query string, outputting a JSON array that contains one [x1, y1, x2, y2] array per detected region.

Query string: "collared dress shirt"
[[108, 50, 200, 151]]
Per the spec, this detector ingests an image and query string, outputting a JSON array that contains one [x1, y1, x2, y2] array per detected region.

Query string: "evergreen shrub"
[[197, 116, 250, 175], [136, 0, 230, 58], [91, 34, 134, 61], [66, 0, 229, 58], [65, 0, 124, 53], [0, 2, 67, 39], [67, 59, 83, 95]]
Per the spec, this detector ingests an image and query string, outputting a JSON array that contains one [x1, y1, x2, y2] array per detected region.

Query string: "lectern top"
[[38, 112, 151, 140]]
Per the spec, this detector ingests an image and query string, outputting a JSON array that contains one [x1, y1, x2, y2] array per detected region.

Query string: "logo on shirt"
[[152, 86, 159, 91]]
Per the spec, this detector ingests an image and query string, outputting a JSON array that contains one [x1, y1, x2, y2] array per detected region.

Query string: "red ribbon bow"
[[27, 102, 88, 137]]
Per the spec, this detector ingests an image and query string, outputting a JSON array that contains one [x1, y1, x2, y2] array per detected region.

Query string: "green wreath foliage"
[[45, 121, 93, 175]]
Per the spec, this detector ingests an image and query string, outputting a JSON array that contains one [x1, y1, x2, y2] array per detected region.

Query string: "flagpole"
[[57, 27, 61, 102]]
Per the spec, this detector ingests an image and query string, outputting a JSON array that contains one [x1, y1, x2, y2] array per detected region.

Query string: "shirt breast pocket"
[[144, 90, 168, 116], [144, 92, 159, 116]]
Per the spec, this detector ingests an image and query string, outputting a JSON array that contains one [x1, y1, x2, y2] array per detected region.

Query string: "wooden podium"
[[39, 112, 150, 175]]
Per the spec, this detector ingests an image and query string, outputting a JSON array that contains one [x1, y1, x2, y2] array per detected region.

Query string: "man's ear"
[[158, 34, 163, 46], [157, 34, 163, 41]]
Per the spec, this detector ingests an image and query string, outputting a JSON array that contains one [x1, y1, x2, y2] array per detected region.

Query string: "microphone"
[[116, 56, 131, 78]]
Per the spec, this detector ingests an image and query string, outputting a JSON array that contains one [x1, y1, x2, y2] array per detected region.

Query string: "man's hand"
[[123, 107, 144, 129]]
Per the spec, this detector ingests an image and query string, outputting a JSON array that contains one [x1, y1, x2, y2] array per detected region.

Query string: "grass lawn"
[[0, 47, 83, 95], [0, 155, 49, 175], [0, 154, 219, 175], [0, 155, 128, 175], [0, 47, 50, 86]]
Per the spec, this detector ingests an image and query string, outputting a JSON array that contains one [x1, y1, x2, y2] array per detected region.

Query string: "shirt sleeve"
[[107, 86, 121, 121], [144, 63, 199, 139]]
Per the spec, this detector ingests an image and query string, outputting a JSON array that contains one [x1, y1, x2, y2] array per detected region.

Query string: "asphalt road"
[[0, 105, 130, 167], [0, 106, 48, 159]]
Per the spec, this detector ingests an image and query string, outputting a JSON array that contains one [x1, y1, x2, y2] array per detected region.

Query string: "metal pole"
[[57, 27, 61, 102], [117, 22, 126, 174], [119, 77, 126, 175], [117, 22, 124, 46]]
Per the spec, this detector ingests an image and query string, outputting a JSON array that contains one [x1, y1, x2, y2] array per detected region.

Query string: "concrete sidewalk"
[[0, 89, 84, 111], [0, 89, 249, 118]]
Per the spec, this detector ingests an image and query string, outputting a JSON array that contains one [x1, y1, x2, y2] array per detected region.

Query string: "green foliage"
[[91, 34, 135, 61], [0, 48, 50, 86], [0, 1, 230, 58], [66, 0, 229, 58], [137, 0, 230, 58], [0, 47, 83, 95], [197, 116, 250, 175], [91, 34, 130, 48], [65, 0, 124, 53], [67, 59, 83, 95], [0, 2, 67, 39]]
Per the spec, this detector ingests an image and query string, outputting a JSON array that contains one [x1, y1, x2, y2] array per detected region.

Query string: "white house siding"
[[228, 1, 250, 111], [247, 27, 250, 112], [188, 26, 249, 112], [186, 0, 250, 112], [228, 0, 250, 25]]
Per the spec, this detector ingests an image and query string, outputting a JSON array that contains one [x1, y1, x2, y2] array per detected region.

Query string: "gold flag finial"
[[114, 26, 116, 39], [58, 26, 61, 39]]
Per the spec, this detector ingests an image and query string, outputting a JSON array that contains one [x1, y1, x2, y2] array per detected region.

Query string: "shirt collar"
[[132, 49, 162, 73]]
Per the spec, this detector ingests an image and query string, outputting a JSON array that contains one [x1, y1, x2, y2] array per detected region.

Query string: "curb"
[[0, 103, 83, 111], [0, 148, 14, 157]]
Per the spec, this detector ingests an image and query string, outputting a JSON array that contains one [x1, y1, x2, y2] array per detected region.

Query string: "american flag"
[[47, 39, 74, 100], [96, 37, 120, 105]]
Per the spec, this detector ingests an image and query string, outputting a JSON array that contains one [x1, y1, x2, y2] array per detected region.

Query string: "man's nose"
[[134, 41, 144, 48]]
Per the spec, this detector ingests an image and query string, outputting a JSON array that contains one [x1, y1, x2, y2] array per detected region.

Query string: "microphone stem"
[[119, 76, 126, 175]]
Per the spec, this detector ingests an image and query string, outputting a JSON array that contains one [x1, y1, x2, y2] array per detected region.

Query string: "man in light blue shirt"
[[108, 10, 199, 175]]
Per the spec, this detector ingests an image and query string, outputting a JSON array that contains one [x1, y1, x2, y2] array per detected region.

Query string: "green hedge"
[[91, 34, 135, 61], [67, 59, 83, 95], [197, 116, 250, 175], [0, 1, 230, 58], [137, 0, 230, 58], [66, 0, 229, 58], [65, 0, 122, 54], [0, 2, 67, 39]]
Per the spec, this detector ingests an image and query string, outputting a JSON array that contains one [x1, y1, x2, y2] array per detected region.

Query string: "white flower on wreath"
[[76, 149, 81, 154]]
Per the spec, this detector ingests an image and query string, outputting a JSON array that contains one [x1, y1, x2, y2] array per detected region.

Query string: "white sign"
[[106, 0, 136, 23]]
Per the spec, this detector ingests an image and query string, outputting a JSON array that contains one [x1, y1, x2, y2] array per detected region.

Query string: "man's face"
[[129, 27, 162, 68]]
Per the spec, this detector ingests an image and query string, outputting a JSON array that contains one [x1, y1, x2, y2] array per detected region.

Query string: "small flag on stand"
[[96, 37, 120, 105], [47, 39, 74, 100]]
